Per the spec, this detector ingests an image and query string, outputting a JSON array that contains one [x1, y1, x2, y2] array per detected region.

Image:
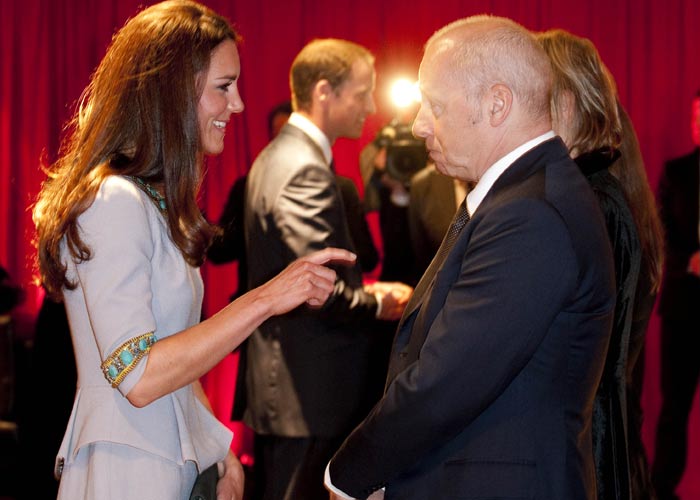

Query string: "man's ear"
[[314, 79, 333, 106], [488, 84, 512, 126]]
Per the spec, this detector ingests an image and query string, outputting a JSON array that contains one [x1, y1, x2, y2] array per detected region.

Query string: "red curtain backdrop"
[[2, 0, 699, 492]]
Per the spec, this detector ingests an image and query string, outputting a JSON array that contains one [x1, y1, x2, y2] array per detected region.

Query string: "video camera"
[[374, 121, 428, 184]]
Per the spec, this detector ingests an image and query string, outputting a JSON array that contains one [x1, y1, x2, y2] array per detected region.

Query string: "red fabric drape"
[[2, 0, 699, 493]]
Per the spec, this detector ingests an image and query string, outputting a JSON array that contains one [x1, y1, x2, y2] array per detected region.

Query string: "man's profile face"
[[412, 39, 487, 183], [691, 97, 700, 147], [326, 58, 376, 141]]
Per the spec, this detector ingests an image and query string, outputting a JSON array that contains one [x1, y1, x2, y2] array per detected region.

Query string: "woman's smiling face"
[[197, 39, 244, 156]]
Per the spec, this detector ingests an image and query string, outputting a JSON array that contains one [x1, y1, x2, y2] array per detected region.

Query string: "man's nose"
[[412, 106, 430, 139]]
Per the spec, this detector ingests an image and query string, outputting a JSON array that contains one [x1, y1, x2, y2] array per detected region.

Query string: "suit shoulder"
[[492, 156, 605, 243], [664, 149, 698, 173], [335, 175, 360, 195], [410, 165, 436, 186], [250, 132, 327, 180], [410, 165, 452, 196]]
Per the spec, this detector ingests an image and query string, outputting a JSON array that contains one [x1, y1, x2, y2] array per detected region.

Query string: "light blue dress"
[[56, 176, 232, 499]]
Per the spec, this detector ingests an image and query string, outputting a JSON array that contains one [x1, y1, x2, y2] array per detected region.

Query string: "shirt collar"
[[466, 131, 555, 216], [288, 112, 333, 165]]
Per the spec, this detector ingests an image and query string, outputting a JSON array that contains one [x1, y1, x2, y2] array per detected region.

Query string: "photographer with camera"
[[359, 104, 429, 285]]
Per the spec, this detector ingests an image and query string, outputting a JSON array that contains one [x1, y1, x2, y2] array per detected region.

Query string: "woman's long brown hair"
[[611, 106, 665, 293], [33, 0, 238, 299]]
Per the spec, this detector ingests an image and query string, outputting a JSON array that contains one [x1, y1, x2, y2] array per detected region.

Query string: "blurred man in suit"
[[326, 16, 615, 500], [244, 38, 412, 500], [652, 90, 700, 500]]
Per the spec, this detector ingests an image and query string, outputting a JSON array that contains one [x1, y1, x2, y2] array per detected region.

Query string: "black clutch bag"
[[189, 463, 219, 500]]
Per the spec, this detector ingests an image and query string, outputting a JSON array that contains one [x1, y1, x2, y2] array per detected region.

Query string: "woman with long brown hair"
[[33, 2, 353, 498]]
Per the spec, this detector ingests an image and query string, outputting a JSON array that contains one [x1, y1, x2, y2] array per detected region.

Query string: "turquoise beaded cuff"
[[101, 332, 158, 388]]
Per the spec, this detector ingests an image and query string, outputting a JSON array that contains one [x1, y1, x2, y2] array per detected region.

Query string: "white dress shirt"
[[288, 112, 333, 165]]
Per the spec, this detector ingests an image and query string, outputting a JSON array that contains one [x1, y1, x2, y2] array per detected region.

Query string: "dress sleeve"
[[71, 176, 158, 396]]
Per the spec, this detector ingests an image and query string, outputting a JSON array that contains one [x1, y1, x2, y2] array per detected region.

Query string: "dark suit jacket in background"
[[244, 123, 382, 439], [408, 165, 457, 284], [335, 175, 379, 274], [330, 138, 616, 500], [652, 147, 700, 499], [208, 175, 249, 300], [657, 148, 700, 318]]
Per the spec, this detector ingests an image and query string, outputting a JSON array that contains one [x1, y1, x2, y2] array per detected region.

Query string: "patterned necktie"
[[403, 198, 471, 317]]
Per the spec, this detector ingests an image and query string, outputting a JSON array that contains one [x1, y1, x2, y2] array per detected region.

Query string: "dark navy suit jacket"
[[330, 138, 615, 499]]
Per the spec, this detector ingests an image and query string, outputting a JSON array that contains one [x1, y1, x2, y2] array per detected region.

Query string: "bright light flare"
[[390, 78, 420, 109]]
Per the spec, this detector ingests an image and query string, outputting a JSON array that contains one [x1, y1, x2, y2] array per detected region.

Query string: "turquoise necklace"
[[128, 176, 167, 212]]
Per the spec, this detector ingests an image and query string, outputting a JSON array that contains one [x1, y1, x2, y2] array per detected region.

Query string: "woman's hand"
[[216, 451, 245, 500], [254, 247, 356, 315]]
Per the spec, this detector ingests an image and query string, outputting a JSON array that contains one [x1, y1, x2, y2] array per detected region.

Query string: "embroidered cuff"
[[101, 332, 158, 388]]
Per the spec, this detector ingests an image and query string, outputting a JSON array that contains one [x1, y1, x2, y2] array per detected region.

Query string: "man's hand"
[[366, 281, 413, 321], [216, 451, 244, 500]]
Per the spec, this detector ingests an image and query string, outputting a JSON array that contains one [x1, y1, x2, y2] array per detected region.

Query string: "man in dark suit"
[[652, 91, 700, 500], [326, 16, 615, 500], [244, 38, 412, 500]]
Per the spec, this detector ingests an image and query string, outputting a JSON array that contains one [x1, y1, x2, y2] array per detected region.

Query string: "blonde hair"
[[537, 29, 621, 155], [290, 38, 374, 112]]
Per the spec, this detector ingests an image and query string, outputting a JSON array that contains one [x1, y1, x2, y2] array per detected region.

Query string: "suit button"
[[399, 351, 408, 359]]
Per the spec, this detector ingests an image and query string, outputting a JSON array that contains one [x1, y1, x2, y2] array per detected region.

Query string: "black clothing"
[[208, 176, 248, 301], [652, 148, 700, 500], [576, 149, 649, 500]]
